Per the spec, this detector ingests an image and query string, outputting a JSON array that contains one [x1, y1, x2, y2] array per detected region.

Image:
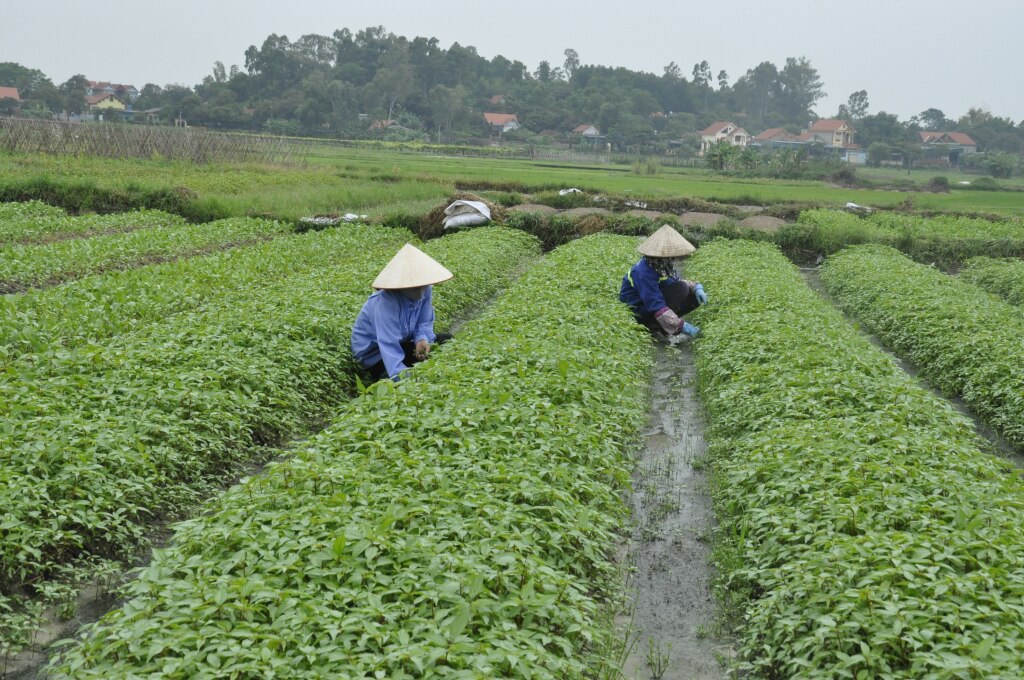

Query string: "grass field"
[[2, 147, 1022, 219]]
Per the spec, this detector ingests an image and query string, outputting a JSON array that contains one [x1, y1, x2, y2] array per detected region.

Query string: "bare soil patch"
[[679, 212, 728, 227], [507, 203, 558, 215], [625, 209, 668, 220], [560, 207, 612, 219], [737, 215, 787, 232]]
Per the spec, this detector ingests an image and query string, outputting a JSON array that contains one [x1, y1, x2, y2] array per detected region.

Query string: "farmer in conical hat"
[[351, 244, 454, 381], [619, 225, 708, 338]]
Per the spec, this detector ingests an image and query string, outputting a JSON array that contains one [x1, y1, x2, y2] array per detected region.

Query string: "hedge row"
[[688, 239, 1024, 677], [51, 234, 651, 678]]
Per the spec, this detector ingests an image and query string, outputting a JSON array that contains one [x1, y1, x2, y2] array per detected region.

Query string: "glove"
[[681, 321, 700, 337], [655, 307, 681, 335], [694, 283, 708, 306]]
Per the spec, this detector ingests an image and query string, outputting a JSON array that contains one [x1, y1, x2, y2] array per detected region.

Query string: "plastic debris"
[[558, 188, 583, 195]]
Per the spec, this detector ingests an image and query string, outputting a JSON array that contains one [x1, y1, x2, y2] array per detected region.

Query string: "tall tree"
[[845, 90, 869, 119], [534, 60, 553, 83], [691, 61, 711, 88], [364, 44, 415, 120], [912, 107, 953, 131], [563, 49, 580, 79], [776, 57, 824, 121], [717, 69, 729, 90]]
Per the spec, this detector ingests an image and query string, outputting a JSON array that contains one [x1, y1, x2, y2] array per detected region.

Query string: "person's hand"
[[681, 321, 700, 337], [415, 339, 430, 361], [694, 283, 708, 306], [655, 308, 682, 335]]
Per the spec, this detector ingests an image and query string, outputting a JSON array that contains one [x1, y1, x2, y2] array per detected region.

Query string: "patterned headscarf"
[[644, 256, 678, 279]]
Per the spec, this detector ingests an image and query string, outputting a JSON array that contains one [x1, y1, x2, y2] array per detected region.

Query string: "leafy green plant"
[[49, 234, 652, 678], [959, 255, 1024, 307], [0, 225, 539, 658], [821, 244, 1024, 447], [687, 239, 1024, 677], [0, 211, 293, 292]]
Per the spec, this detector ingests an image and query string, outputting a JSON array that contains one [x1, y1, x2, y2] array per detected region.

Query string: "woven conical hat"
[[372, 244, 453, 289], [637, 225, 696, 257]]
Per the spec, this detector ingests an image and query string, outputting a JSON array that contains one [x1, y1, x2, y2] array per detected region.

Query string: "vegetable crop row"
[[822, 244, 1024, 448], [688, 239, 1024, 678], [0, 226, 540, 659], [51, 234, 651, 679], [0, 227, 403, 366], [789, 209, 1024, 261], [0, 213, 291, 293], [959, 255, 1024, 308], [0, 199, 67, 240], [0, 202, 181, 245]]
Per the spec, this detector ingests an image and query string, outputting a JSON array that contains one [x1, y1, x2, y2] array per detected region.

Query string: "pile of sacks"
[[442, 200, 491, 230]]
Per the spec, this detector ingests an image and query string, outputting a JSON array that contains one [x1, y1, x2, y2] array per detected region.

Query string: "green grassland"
[[2, 147, 1023, 220]]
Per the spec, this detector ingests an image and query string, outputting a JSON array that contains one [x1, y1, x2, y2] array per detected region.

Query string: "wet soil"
[[619, 340, 733, 680], [801, 267, 1024, 466]]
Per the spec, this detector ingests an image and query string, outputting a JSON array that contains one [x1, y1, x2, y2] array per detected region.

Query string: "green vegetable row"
[[0, 214, 291, 293], [0, 199, 67, 241], [791, 209, 1024, 261], [688, 239, 1024, 678], [959, 255, 1024, 308], [0, 202, 181, 245], [51, 234, 650, 679], [0, 226, 539, 658], [822, 244, 1024, 448], [0, 227, 399, 366]]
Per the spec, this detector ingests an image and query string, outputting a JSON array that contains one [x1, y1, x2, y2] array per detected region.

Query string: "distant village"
[[0, 78, 983, 169]]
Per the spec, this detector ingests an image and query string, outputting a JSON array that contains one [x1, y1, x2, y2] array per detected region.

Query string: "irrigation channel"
[[800, 267, 1024, 466], [620, 339, 733, 680]]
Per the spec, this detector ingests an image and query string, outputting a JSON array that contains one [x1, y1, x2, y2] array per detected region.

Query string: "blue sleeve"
[[374, 293, 410, 379], [634, 264, 668, 315], [413, 286, 437, 344]]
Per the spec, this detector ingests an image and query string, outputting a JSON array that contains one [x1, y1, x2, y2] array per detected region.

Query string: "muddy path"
[[619, 340, 733, 680], [801, 267, 1024, 466]]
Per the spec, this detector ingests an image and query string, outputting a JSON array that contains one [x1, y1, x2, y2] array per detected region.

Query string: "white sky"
[[3, 0, 1022, 123]]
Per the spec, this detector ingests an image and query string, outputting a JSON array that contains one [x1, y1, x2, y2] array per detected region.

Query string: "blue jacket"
[[350, 287, 437, 379], [619, 258, 680, 315]]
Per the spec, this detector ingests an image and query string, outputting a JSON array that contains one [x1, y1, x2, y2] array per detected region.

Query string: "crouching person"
[[619, 225, 708, 339], [351, 244, 453, 382]]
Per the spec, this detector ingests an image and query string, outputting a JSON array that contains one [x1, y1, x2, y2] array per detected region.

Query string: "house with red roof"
[[0, 86, 21, 103], [85, 80, 139, 102], [918, 131, 977, 166], [0, 86, 21, 113], [804, 119, 856, 148], [483, 112, 520, 134], [919, 131, 977, 154], [572, 123, 600, 137], [699, 121, 750, 155]]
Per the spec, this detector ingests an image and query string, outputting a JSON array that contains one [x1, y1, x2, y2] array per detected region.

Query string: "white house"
[[483, 112, 520, 133], [804, 119, 856, 148], [699, 121, 750, 155], [572, 123, 601, 137]]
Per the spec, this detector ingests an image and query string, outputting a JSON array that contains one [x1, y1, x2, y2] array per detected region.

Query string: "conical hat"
[[637, 225, 696, 257], [372, 244, 453, 289]]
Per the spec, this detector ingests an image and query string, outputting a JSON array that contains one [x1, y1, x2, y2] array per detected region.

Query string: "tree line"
[[2, 25, 1024, 162]]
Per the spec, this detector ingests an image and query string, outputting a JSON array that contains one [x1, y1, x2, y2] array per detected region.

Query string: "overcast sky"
[[4, 0, 1022, 123]]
